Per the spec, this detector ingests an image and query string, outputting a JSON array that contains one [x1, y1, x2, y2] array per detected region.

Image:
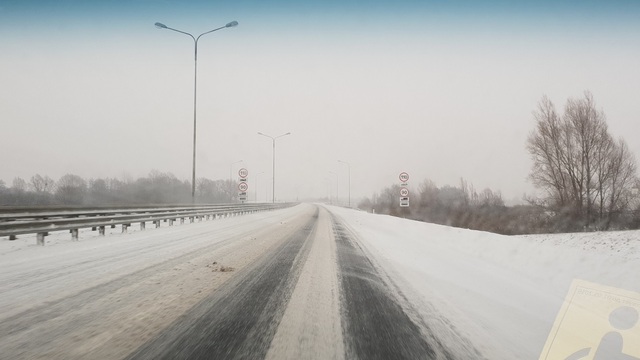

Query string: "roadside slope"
[[326, 205, 640, 359]]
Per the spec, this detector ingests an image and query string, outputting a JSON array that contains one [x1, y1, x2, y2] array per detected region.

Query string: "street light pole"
[[155, 20, 238, 202], [329, 171, 338, 206], [338, 160, 351, 207], [258, 132, 291, 203]]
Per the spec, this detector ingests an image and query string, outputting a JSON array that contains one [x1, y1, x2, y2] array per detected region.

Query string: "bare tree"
[[12, 177, 27, 193], [527, 96, 570, 210], [30, 174, 55, 193], [604, 138, 638, 228], [563, 92, 609, 226], [56, 174, 87, 205], [478, 188, 504, 207], [527, 91, 638, 230]]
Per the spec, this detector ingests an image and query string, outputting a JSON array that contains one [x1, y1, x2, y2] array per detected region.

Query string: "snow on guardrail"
[[0, 203, 295, 245]]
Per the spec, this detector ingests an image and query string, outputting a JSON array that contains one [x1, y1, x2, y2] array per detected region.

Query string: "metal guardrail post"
[[37, 233, 45, 246]]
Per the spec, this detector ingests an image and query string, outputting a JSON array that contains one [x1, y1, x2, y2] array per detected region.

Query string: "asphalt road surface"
[[0, 204, 469, 359]]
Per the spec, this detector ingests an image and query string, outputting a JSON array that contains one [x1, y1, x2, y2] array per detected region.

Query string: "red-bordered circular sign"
[[238, 168, 249, 178], [399, 172, 409, 183], [400, 187, 409, 197], [238, 182, 248, 192]]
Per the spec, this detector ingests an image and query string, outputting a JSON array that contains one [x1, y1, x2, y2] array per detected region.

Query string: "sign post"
[[399, 172, 410, 207], [238, 168, 248, 202]]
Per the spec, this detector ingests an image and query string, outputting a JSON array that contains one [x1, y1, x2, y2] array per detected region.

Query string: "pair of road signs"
[[238, 168, 248, 202], [399, 172, 410, 207]]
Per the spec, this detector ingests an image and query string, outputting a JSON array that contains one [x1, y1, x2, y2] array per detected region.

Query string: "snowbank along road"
[[1, 203, 638, 359]]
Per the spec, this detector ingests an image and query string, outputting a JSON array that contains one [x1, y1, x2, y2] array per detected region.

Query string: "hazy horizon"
[[2, 0, 640, 203]]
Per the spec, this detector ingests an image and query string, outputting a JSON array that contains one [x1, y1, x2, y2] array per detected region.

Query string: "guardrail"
[[0, 203, 295, 245]]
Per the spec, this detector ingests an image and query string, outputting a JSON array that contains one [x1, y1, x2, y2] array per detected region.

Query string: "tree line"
[[358, 179, 546, 235], [359, 92, 640, 234], [0, 170, 240, 206]]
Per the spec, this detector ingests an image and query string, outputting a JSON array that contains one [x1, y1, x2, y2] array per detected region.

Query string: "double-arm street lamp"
[[338, 160, 351, 207], [258, 132, 291, 203], [155, 20, 238, 201]]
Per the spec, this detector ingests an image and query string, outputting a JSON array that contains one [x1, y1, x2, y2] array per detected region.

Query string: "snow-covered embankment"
[[328, 206, 640, 359]]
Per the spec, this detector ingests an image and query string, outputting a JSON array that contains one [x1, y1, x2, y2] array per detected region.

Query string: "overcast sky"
[[1, 0, 640, 203]]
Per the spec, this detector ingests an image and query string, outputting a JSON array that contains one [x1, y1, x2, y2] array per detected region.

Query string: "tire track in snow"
[[0, 230, 258, 350], [127, 206, 319, 359], [331, 213, 452, 360]]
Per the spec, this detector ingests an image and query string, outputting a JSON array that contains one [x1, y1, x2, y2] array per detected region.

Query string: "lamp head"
[[154, 22, 168, 29], [226, 21, 239, 28]]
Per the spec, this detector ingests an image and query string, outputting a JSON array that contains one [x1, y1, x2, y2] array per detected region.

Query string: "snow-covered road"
[[1, 204, 638, 359]]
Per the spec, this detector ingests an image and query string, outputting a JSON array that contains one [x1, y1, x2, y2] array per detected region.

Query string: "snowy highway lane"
[[0, 204, 471, 359], [1, 203, 638, 359]]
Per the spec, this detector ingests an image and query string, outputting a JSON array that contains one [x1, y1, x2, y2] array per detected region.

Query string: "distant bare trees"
[[359, 178, 519, 234], [358, 91, 640, 234], [0, 171, 238, 206], [197, 178, 237, 203], [55, 174, 87, 205], [527, 91, 638, 230], [30, 174, 55, 193], [11, 178, 27, 193]]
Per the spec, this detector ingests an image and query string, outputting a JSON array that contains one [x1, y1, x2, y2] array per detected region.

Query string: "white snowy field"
[[327, 205, 640, 360]]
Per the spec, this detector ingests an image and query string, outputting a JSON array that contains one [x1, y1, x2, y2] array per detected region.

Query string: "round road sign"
[[399, 172, 409, 183], [400, 187, 409, 197], [238, 168, 249, 178], [238, 182, 248, 192]]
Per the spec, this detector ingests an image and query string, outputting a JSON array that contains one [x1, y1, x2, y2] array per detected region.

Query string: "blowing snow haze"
[[1, 0, 640, 203]]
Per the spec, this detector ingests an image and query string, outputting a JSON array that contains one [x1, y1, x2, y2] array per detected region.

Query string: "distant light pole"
[[255, 171, 265, 202], [329, 171, 338, 206], [258, 132, 291, 203], [338, 160, 351, 207], [155, 20, 238, 201]]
